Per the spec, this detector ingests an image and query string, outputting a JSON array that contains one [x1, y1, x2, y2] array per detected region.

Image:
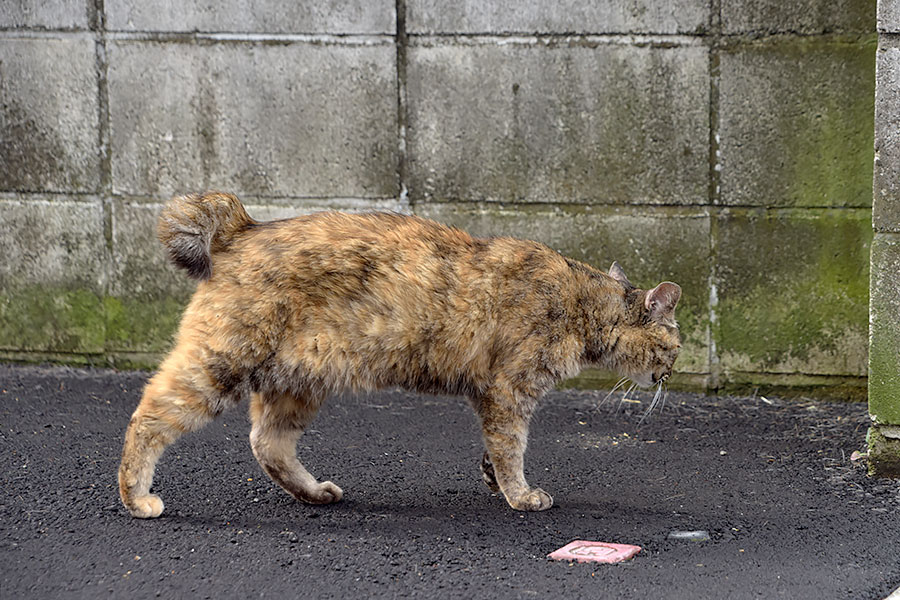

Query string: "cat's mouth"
[[631, 371, 669, 388], [629, 373, 654, 388]]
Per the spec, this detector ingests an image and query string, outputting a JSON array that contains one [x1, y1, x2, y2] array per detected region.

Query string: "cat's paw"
[[508, 488, 553, 512], [128, 494, 165, 518], [307, 481, 343, 505]]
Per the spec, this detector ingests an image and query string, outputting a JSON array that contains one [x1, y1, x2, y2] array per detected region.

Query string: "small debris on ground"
[[547, 541, 641, 564], [667, 530, 711, 542]]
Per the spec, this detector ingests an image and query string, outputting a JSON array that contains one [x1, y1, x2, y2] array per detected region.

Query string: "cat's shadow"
[[156, 491, 667, 539]]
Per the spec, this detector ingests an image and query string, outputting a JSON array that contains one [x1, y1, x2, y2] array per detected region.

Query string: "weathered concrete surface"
[[869, 1, 900, 476], [880, 0, 900, 31], [869, 235, 900, 425], [407, 0, 709, 34], [874, 40, 900, 232], [718, 37, 876, 208], [0, 0, 90, 29], [0, 37, 100, 193], [715, 208, 871, 377], [0, 198, 106, 353], [242, 196, 411, 222], [105, 0, 395, 34], [416, 203, 710, 375], [722, 0, 875, 34], [407, 42, 709, 205], [107, 40, 398, 199]]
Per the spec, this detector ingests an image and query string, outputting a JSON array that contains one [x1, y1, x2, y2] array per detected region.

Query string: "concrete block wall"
[[0, 1, 877, 398]]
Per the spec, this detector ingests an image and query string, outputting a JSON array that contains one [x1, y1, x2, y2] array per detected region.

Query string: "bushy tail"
[[157, 191, 255, 280]]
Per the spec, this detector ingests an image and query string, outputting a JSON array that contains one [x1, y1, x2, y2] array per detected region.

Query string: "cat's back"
[[203, 211, 491, 312], [250, 211, 469, 248], [226, 210, 575, 298], [228, 211, 474, 270]]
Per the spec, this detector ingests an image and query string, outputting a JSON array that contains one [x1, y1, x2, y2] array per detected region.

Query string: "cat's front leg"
[[480, 451, 500, 492], [474, 391, 553, 512]]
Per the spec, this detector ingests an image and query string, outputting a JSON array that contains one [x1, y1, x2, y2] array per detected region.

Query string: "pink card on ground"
[[547, 540, 642, 564]]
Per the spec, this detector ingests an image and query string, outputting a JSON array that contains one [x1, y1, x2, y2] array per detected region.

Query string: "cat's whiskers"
[[598, 377, 629, 411], [638, 380, 664, 425], [616, 382, 638, 414]]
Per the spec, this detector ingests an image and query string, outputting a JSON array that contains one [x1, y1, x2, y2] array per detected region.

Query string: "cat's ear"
[[608, 261, 633, 287], [645, 282, 682, 322]]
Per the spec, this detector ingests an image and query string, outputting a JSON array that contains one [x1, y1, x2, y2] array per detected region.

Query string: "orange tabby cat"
[[118, 191, 681, 518]]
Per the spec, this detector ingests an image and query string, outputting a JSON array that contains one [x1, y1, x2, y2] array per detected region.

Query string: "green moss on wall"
[[716, 208, 871, 376], [104, 296, 186, 353], [867, 426, 900, 477], [869, 334, 900, 423], [868, 234, 900, 424], [782, 37, 876, 208], [0, 287, 105, 353], [0, 284, 186, 363], [718, 36, 876, 208]]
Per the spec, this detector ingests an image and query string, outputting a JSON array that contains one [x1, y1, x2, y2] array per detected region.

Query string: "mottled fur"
[[119, 191, 682, 517]]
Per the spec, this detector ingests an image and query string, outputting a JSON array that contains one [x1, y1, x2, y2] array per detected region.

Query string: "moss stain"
[[716, 209, 871, 375], [782, 38, 876, 208], [0, 287, 105, 353], [104, 296, 187, 353]]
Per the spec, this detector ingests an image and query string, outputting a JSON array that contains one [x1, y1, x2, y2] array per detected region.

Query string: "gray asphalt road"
[[1, 364, 898, 599]]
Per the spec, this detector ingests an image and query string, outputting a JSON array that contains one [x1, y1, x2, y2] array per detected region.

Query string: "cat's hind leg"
[[118, 365, 217, 518], [249, 390, 342, 505]]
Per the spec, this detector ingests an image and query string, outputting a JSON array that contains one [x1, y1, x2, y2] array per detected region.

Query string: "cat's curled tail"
[[157, 191, 255, 280]]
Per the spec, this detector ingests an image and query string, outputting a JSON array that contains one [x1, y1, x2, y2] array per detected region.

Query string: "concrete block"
[[108, 41, 398, 200], [407, 43, 709, 205], [722, 0, 875, 34], [0, 0, 90, 29], [0, 198, 106, 353], [874, 41, 900, 232], [867, 426, 900, 477], [105, 0, 394, 34], [718, 38, 876, 208], [416, 203, 711, 375], [0, 38, 100, 193], [869, 233, 900, 424], [243, 196, 411, 222], [879, 0, 900, 32], [715, 208, 871, 377], [407, 0, 709, 34]]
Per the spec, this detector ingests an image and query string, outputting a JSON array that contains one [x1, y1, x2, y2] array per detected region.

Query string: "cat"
[[118, 191, 682, 518]]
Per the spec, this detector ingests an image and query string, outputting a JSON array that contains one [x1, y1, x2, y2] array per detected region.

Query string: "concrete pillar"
[[869, 0, 900, 475]]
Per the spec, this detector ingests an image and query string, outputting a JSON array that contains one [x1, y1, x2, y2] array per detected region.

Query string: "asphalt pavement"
[[2, 363, 899, 599]]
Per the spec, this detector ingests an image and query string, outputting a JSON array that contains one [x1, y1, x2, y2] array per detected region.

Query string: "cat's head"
[[604, 261, 682, 388]]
